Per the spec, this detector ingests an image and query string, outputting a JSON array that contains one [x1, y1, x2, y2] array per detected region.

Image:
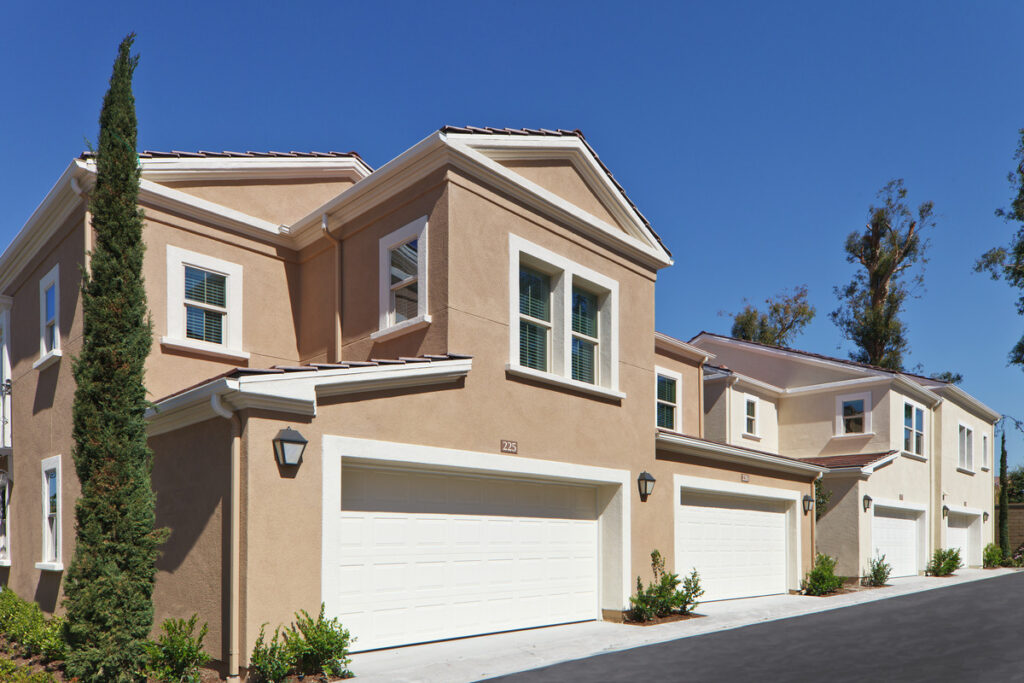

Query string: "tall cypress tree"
[[999, 431, 1010, 558], [63, 34, 166, 682]]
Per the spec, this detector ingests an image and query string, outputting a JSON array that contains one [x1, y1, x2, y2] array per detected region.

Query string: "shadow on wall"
[[32, 364, 59, 416], [33, 571, 61, 613]]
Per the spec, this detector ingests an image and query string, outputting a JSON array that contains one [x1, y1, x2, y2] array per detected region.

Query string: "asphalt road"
[[486, 572, 1024, 683]]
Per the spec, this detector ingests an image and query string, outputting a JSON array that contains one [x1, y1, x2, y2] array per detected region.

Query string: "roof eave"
[[655, 431, 825, 476]]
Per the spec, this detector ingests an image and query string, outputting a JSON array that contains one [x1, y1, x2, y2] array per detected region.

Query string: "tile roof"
[[800, 451, 899, 469], [152, 353, 472, 404], [690, 331, 946, 385], [80, 149, 366, 162], [440, 126, 670, 257], [656, 429, 820, 466]]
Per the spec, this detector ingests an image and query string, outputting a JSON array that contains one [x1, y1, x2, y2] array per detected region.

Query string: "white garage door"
[[872, 508, 919, 577], [946, 513, 978, 565], [325, 466, 599, 651], [676, 491, 788, 601]]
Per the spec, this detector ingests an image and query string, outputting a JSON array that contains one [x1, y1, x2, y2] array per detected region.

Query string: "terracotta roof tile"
[[800, 451, 899, 469], [656, 429, 818, 466], [79, 149, 365, 161]]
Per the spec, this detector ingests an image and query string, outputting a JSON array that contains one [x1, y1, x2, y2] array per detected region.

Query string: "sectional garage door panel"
[[325, 467, 599, 651], [676, 492, 788, 602], [872, 508, 919, 577]]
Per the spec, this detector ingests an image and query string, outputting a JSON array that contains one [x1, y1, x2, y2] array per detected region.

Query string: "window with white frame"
[[0, 468, 9, 564], [377, 216, 429, 336], [38, 455, 61, 568], [835, 392, 871, 435], [655, 367, 682, 431], [165, 246, 243, 356], [958, 424, 974, 471], [903, 401, 925, 457], [508, 235, 619, 393], [0, 304, 11, 448], [982, 433, 989, 470], [744, 396, 758, 436], [38, 264, 60, 360]]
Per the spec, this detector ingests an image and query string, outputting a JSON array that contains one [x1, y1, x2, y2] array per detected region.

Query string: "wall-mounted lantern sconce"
[[637, 471, 656, 502], [272, 427, 308, 466], [862, 495, 872, 512], [983, 511, 990, 522], [802, 495, 814, 515], [942, 505, 950, 518]]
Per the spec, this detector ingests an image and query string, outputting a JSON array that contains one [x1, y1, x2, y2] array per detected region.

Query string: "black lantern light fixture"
[[272, 427, 308, 466], [942, 504, 950, 518], [802, 494, 814, 515], [637, 471, 656, 502], [862, 494, 872, 512], [983, 511, 989, 522]]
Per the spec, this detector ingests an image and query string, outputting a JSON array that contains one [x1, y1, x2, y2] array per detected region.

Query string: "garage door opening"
[[946, 511, 981, 567], [872, 506, 924, 578], [325, 465, 601, 651]]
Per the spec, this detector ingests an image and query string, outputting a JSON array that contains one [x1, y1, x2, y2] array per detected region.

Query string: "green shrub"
[[0, 587, 67, 662], [984, 543, 1003, 568], [628, 550, 704, 621], [863, 554, 892, 587], [144, 615, 210, 683], [0, 658, 58, 682], [802, 553, 844, 596], [926, 548, 963, 576], [283, 604, 353, 678], [249, 624, 292, 683]]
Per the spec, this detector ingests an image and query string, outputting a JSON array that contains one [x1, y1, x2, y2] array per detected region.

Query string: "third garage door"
[[676, 491, 789, 601], [872, 507, 919, 577]]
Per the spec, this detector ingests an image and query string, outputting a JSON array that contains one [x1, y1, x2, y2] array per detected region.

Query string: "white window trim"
[[958, 423, 975, 473], [164, 246, 244, 360], [981, 433, 990, 471], [508, 234, 620, 395], [0, 466, 10, 566], [901, 398, 927, 460], [834, 391, 872, 437], [374, 216, 430, 340], [0, 303, 11, 449], [655, 366, 683, 432], [742, 394, 760, 439], [34, 264, 61, 370], [36, 455, 62, 571]]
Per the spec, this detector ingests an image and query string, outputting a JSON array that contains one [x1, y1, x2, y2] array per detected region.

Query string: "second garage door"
[[325, 466, 599, 651], [872, 507, 919, 577], [676, 491, 789, 601]]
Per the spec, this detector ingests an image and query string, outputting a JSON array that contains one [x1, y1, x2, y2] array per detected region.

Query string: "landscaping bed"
[[624, 612, 704, 626]]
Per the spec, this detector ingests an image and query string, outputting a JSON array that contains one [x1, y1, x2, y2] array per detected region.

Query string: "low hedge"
[[0, 587, 67, 662]]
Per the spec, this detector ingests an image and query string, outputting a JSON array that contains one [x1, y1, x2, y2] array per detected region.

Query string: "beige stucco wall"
[[730, 385, 779, 454], [164, 177, 356, 226], [653, 349, 702, 437], [815, 475, 862, 577], [936, 399, 995, 562], [703, 379, 728, 443], [778, 388, 891, 458], [497, 159, 625, 233]]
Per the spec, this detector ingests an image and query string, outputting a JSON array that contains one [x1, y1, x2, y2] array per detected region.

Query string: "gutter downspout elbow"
[[211, 394, 242, 683], [321, 214, 343, 363]]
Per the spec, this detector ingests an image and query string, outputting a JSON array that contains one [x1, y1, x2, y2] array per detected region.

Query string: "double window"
[[655, 368, 682, 431], [958, 424, 974, 471], [37, 455, 61, 570], [164, 246, 244, 359], [509, 236, 619, 394], [903, 401, 926, 457], [376, 216, 429, 338], [835, 392, 871, 436]]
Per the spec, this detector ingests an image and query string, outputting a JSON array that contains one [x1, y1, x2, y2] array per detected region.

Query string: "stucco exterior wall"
[[936, 399, 995, 559], [778, 388, 891, 458], [816, 475, 862, 577], [730, 386, 779, 454], [702, 380, 728, 443], [164, 177, 356, 226], [652, 349, 702, 437]]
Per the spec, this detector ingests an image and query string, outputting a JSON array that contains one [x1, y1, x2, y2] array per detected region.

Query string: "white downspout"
[[211, 393, 241, 682], [321, 214, 342, 363]]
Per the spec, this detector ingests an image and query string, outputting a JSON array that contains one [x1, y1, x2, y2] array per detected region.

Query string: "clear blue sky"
[[3, 2, 1024, 464]]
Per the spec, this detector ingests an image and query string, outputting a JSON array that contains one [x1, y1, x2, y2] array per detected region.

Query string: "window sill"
[[831, 432, 875, 440], [160, 337, 250, 362], [370, 315, 431, 342], [32, 349, 62, 371], [901, 451, 927, 462], [0, 558, 9, 568], [741, 432, 761, 441], [34, 561, 63, 572], [505, 364, 625, 400], [956, 467, 975, 476], [981, 466, 991, 472]]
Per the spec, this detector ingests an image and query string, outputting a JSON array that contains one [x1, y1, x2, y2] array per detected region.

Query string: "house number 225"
[[500, 440, 518, 454]]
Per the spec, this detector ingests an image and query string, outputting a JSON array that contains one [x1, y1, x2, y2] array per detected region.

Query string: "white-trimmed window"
[[0, 302, 11, 448], [508, 235, 620, 396], [37, 455, 61, 570], [164, 246, 245, 360], [34, 265, 61, 369], [958, 424, 974, 471], [903, 400, 926, 457], [375, 216, 429, 339], [835, 392, 871, 436], [0, 467, 10, 565], [743, 395, 758, 436], [655, 367, 682, 431], [982, 434, 990, 470]]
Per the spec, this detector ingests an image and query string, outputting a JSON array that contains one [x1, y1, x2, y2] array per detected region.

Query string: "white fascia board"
[[784, 376, 890, 396], [945, 504, 985, 517], [933, 384, 1001, 424], [690, 334, 891, 379], [139, 179, 287, 243], [145, 378, 237, 437], [732, 373, 783, 397], [137, 156, 373, 182], [861, 451, 901, 474], [655, 431, 825, 476], [654, 332, 715, 363]]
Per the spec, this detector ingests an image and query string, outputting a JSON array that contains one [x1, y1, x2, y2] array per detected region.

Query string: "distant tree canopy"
[[831, 179, 934, 370], [930, 370, 963, 384], [1006, 465, 1024, 504], [730, 285, 815, 347], [975, 128, 1024, 368]]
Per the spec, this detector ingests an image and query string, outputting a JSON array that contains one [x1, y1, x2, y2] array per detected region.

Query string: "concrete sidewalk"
[[349, 568, 1017, 683]]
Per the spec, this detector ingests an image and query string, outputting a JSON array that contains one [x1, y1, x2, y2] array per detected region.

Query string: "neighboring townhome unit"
[[691, 332, 1000, 579], [1, 128, 825, 679]]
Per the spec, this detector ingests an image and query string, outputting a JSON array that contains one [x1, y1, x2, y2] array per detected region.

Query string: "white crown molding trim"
[[655, 431, 825, 476], [654, 332, 715, 362], [135, 156, 373, 182], [139, 179, 287, 242]]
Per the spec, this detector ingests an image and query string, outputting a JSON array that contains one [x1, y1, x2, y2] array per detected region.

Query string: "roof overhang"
[[934, 384, 1002, 423], [655, 431, 825, 477], [817, 450, 901, 479], [655, 332, 715, 363], [146, 358, 472, 437]]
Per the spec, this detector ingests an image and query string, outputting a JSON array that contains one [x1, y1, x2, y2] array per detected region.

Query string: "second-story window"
[[571, 287, 598, 383], [904, 401, 925, 457], [958, 424, 974, 471], [744, 396, 758, 436], [655, 368, 680, 430], [519, 267, 551, 371], [835, 392, 871, 436], [36, 264, 60, 365], [376, 216, 429, 337], [983, 434, 989, 469], [184, 266, 227, 344]]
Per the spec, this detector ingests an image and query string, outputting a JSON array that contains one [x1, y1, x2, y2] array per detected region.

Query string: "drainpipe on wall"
[[211, 393, 242, 683], [321, 214, 342, 363], [70, 178, 92, 273], [725, 376, 739, 443], [697, 359, 706, 439]]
